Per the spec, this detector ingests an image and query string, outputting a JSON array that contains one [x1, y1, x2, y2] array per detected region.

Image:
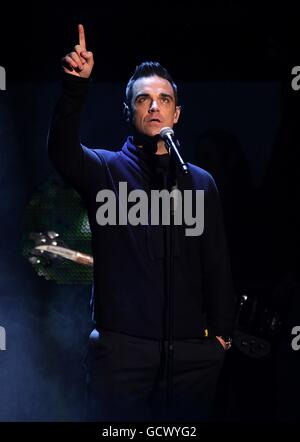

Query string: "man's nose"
[[149, 100, 159, 112]]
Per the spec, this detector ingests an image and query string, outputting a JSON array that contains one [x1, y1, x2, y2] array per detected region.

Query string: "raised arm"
[[48, 25, 96, 194]]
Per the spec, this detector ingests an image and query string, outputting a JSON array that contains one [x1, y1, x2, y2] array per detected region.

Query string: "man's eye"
[[137, 97, 147, 103], [161, 97, 170, 103]]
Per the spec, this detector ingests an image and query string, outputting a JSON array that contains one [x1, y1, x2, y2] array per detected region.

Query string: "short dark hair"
[[125, 61, 178, 108]]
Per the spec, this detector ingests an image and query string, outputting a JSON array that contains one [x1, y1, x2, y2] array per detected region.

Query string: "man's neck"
[[133, 134, 168, 155], [155, 139, 168, 155]]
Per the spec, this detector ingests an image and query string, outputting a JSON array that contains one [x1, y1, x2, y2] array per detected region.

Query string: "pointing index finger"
[[78, 24, 86, 50]]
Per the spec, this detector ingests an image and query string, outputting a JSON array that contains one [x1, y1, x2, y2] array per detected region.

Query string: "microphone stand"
[[164, 138, 189, 416], [159, 128, 189, 176], [165, 175, 175, 413]]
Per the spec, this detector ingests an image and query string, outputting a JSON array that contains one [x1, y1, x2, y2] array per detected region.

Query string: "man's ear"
[[123, 102, 131, 123], [173, 105, 181, 124]]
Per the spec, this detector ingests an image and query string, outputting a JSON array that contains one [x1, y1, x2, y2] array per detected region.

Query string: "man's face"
[[130, 75, 180, 137]]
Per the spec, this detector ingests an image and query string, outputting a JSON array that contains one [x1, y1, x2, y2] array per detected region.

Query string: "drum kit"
[[233, 294, 281, 359]]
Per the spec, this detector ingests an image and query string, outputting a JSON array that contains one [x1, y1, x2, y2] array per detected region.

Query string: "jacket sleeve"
[[47, 73, 103, 196], [201, 174, 237, 336]]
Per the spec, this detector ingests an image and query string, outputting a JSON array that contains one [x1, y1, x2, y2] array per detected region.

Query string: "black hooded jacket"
[[48, 74, 236, 339]]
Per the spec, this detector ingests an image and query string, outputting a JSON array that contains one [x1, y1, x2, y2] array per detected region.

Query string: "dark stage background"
[[0, 2, 299, 423]]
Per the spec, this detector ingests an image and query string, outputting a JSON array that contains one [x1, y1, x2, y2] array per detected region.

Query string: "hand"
[[61, 24, 94, 78], [216, 336, 227, 350]]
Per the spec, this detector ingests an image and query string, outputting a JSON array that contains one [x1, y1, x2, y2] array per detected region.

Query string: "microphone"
[[159, 127, 189, 175]]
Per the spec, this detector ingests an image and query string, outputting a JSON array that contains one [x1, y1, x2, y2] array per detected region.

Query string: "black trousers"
[[85, 329, 225, 422]]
